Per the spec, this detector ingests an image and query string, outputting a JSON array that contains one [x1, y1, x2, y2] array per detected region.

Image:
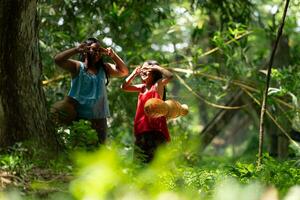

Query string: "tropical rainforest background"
[[1, 0, 300, 199]]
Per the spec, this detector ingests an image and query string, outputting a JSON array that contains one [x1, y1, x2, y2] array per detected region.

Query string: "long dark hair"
[[80, 37, 109, 85], [145, 60, 166, 100]]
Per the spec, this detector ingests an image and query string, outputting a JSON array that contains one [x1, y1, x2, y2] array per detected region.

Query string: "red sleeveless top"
[[134, 84, 170, 141]]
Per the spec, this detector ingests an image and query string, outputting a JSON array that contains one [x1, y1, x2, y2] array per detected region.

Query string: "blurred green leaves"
[[68, 141, 300, 199], [33, 1, 300, 198]]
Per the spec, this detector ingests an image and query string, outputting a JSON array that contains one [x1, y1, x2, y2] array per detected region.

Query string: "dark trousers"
[[134, 131, 167, 163], [90, 118, 107, 144], [50, 96, 107, 144]]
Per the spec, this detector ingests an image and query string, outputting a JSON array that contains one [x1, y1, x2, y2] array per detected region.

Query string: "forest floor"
[[1, 167, 73, 199], [1, 145, 300, 200]]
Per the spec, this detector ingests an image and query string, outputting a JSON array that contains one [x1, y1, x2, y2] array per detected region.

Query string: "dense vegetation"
[[1, 0, 300, 199]]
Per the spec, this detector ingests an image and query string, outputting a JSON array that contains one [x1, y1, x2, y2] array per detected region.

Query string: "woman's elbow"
[[54, 55, 62, 66], [168, 73, 174, 80], [120, 68, 129, 77], [120, 83, 127, 90]]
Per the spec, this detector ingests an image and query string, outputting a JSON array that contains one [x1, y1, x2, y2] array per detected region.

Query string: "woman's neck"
[[85, 61, 98, 74], [145, 82, 154, 90]]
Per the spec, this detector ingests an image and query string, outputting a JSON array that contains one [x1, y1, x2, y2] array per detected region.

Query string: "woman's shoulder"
[[134, 84, 147, 94], [73, 61, 85, 74], [69, 61, 84, 79], [140, 84, 147, 92], [151, 83, 160, 90], [78, 61, 85, 69]]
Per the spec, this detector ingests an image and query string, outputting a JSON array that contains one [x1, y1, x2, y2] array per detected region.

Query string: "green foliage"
[[1, 141, 300, 199], [270, 67, 300, 97], [3, 0, 300, 199], [229, 154, 300, 195], [66, 143, 300, 200], [56, 120, 99, 151], [195, 0, 254, 26], [0, 143, 33, 175], [40, 0, 300, 154]]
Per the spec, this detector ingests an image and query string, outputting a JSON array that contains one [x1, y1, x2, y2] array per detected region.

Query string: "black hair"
[[80, 37, 109, 85], [145, 60, 166, 100]]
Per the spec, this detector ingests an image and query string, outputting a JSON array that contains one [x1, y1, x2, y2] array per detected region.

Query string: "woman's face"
[[140, 63, 154, 83], [86, 43, 102, 63]]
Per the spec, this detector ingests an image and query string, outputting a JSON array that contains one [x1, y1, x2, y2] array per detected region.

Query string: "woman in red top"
[[121, 60, 173, 162]]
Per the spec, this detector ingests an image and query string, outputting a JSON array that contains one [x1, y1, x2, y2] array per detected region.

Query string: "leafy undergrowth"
[[1, 139, 300, 200], [0, 142, 73, 200], [1, 122, 300, 199]]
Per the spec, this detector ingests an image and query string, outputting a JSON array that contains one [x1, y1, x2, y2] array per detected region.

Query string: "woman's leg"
[[135, 131, 166, 163], [50, 96, 77, 125], [90, 118, 107, 144]]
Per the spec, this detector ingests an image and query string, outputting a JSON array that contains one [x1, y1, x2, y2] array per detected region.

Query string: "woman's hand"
[[102, 47, 116, 58], [76, 43, 88, 54], [133, 66, 142, 76], [140, 63, 153, 74], [121, 65, 144, 92]]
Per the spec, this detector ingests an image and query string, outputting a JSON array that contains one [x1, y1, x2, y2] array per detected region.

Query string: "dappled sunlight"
[[1, 0, 300, 199]]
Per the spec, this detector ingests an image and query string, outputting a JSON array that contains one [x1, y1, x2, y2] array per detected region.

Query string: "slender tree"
[[257, 0, 290, 166], [0, 0, 58, 152]]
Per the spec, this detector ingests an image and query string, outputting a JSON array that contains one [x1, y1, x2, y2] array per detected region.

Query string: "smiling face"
[[140, 63, 154, 84]]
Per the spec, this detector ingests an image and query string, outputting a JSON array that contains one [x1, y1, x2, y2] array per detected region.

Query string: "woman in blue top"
[[52, 37, 128, 144]]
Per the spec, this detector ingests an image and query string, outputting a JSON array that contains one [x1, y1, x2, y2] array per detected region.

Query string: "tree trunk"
[[268, 35, 290, 158], [0, 0, 58, 152], [199, 90, 244, 150]]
